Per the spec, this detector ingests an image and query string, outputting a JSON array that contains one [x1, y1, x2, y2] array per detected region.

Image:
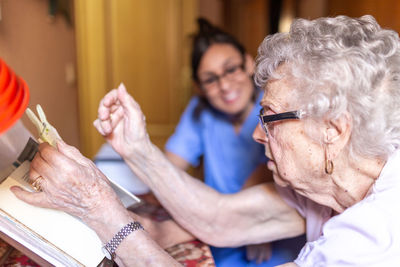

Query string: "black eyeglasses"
[[258, 108, 301, 136], [200, 62, 245, 91]]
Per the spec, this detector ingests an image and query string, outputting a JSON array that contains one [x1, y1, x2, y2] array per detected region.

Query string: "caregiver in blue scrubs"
[[165, 18, 305, 267]]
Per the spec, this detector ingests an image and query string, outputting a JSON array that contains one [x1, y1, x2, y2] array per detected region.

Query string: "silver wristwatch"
[[102, 221, 144, 260]]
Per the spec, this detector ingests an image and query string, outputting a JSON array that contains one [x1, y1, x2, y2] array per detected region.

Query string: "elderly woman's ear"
[[323, 112, 352, 150]]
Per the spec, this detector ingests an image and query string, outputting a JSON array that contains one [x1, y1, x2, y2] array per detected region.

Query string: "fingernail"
[[56, 139, 66, 149], [118, 82, 126, 92], [10, 186, 20, 192], [57, 138, 65, 144]]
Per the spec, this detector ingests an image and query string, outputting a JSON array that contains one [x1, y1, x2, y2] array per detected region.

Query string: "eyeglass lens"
[[201, 63, 244, 90]]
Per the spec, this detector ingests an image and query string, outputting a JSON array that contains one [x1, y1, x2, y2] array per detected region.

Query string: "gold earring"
[[324, 146, 334, 174], [325, 159, 334, 174]]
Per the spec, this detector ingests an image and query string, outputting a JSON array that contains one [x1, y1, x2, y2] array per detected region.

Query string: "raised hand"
[[93, 83, 151, 159]]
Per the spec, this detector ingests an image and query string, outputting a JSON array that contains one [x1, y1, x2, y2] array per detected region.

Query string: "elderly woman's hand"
[[10, 140, 124, 225], [93, 83, 151, 159]]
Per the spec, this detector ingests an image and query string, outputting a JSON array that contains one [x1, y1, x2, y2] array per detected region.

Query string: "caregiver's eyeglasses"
[[258, 108, 301, 136], [200, 62, 245, 91]]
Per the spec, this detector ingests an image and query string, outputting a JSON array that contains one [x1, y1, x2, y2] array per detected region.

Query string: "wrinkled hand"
[[10, 141, 121, 224], [93, 83, 150, 159], [246, 242, 272, 264]]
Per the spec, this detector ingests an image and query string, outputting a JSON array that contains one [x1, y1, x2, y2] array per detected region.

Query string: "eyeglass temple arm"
[[261, 111, 299, 123]]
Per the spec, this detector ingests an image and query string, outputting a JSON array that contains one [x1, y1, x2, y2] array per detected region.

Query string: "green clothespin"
[[26, 105, 61, 147]]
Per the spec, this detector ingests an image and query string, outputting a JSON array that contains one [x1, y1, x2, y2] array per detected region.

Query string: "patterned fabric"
[[136, 193, 215, 266], [167, 240, 215, 267], [0, 240, 40, 267]]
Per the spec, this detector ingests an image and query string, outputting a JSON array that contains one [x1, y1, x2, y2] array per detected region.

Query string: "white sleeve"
[[294, 198, 400, 267]]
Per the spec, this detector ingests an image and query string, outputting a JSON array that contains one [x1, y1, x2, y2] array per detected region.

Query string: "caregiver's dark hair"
[[191, 18, 258, 119], [191, 18, 246, 83]]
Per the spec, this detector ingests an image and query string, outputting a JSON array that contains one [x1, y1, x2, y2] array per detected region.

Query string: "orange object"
[[0, 59, 30, 135]]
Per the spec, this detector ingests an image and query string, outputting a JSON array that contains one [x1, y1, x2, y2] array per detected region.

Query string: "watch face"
[[102, 246, 113, 260]]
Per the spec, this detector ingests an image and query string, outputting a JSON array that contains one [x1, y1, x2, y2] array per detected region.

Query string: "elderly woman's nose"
[[253, 124, 268, 144]]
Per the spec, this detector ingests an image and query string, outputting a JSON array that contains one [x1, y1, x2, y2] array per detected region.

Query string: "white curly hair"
[[255, 15, 400, 159]]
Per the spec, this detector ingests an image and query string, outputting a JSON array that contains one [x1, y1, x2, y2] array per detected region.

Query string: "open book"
[[0, 138, 142, 266]]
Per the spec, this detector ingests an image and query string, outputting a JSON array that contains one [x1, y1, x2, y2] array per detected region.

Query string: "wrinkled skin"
[[11, 140, 125, 226], [94, 84, 276, 263], [93, 83, 152, 160]]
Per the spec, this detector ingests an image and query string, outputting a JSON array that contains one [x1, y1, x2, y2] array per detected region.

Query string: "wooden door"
[[327, 0, 400, 33], [75, 0, 197, 158]]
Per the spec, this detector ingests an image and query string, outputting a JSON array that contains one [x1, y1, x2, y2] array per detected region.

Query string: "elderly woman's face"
[[253, 69, 326, 196]]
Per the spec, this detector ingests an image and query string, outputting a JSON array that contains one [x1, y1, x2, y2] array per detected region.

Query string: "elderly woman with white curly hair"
[[12, 15, 400, 266], [252, 14, 400, 266]]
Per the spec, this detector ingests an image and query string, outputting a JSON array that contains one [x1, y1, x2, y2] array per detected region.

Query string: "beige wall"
[[0, 0, 80, 148]]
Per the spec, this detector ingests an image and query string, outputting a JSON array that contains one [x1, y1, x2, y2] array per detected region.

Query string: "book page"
[[109, 178, 142, 208], [0, 162, 105, 266], [0, 209, 79, 266]]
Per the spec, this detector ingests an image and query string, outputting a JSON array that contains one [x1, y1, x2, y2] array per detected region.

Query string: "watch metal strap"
[[102, 221, 144, 260]]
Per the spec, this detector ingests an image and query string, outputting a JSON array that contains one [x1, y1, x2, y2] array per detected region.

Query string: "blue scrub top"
[[166, 91, 266, 194]]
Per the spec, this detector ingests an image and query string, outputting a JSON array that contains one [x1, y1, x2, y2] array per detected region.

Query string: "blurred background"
[[1, 0, 400, 158]]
